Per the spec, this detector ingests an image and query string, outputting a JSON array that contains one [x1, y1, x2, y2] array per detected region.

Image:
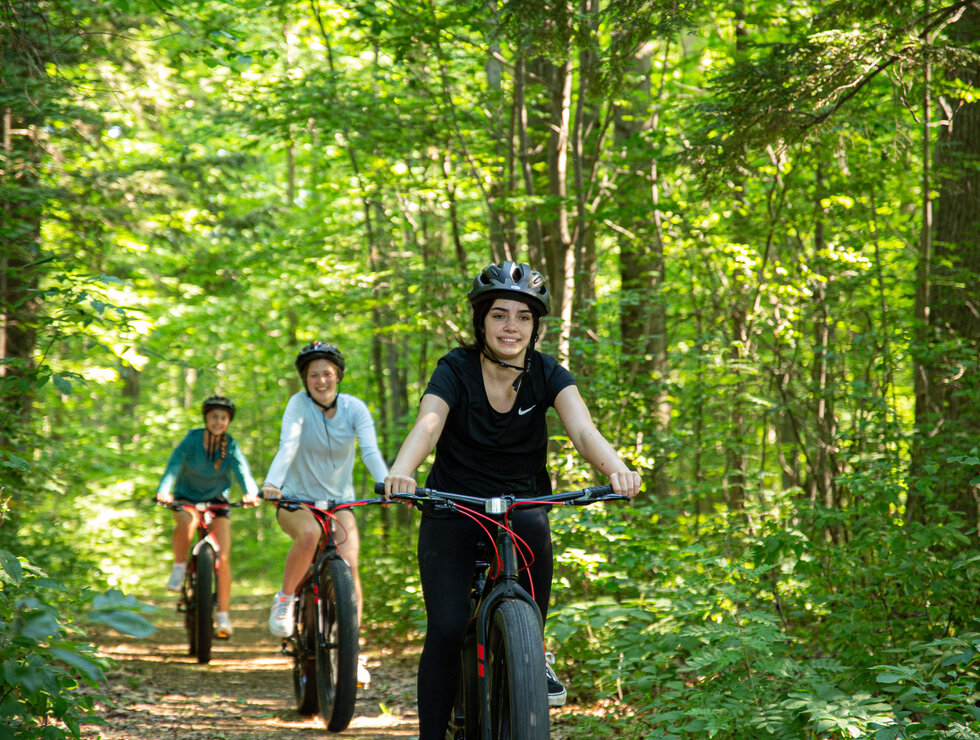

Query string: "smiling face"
[[482, 298, 535, 363], [304, 357, 342, 406], [204, 408, 231, 436]]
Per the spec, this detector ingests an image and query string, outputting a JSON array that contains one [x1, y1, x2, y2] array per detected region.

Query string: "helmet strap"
[[481, 333, 536, 392], [306, 391, 338, 413]]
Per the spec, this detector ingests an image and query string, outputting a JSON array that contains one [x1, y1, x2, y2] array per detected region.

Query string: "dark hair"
[[203, 429, 228, 471], [463, 297, 542, 352]]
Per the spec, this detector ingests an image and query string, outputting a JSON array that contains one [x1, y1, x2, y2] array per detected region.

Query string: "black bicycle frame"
[[472, 511, 543, 740]]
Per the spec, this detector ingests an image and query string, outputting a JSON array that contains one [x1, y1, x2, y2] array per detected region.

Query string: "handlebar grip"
[[581, 484, 614, 498]]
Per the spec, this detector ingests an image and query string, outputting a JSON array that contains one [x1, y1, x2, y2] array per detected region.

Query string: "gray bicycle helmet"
[[295, 341, 345, 380], [467, 261, 550, 316], [202, 395, 235, 421]]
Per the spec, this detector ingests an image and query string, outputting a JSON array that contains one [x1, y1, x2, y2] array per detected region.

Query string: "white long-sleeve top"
[[264, 391, 388, 502]]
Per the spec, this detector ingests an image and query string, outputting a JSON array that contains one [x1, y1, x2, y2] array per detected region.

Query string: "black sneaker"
[[545, 652, 566, 706]]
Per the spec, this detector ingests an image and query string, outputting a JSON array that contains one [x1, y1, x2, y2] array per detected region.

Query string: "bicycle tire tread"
[[317, 557, 359, 732], [194, 545, 215, 665], [488, 599, 550, 739]]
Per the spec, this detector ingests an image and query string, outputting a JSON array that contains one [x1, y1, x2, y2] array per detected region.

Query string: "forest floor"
[[85, 596, 419, 739], [85, 596, 600, 740]]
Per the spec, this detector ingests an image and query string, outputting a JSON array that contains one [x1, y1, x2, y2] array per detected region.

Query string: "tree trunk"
[[567, 0, 601, 379], [613, 39, 670, 498], [808, 167, 840, 538], [0, 1, 50, 536], [911, 4, 980, 526]]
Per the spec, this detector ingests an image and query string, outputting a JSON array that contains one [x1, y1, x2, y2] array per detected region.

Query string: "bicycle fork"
[[474, 536, 544, 740]]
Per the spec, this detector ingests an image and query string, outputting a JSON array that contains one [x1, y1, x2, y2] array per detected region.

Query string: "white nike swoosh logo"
[[517, 406, 536, 415]]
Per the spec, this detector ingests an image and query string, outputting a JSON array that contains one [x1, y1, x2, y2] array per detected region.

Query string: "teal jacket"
[[157, 429, 258, 503]]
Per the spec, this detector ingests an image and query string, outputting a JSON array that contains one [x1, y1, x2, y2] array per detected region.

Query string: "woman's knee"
[[294, 527, 321, 550]]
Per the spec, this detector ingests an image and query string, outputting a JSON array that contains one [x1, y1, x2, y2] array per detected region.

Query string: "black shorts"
[[173, 499, 231, 518]]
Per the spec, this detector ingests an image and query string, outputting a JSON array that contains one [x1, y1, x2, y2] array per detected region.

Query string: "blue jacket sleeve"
[[157, 434, 191, 496], [227, 437, 259, 496]]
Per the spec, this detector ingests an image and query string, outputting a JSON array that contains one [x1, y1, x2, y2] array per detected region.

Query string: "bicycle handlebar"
[[258, 491, 389, 512], [371, 482, 628, 514], [157, 500, 251, 512]]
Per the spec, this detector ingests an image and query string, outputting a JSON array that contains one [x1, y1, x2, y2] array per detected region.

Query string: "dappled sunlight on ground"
[[88, 596, 609, 738], [86, 598, 420, 739]]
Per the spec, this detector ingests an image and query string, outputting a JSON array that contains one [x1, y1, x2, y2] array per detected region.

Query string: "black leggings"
[[415, 507, 552, 740]]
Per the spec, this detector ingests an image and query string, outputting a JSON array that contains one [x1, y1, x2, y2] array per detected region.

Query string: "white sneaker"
[[268, 591, 295, 637], [357, 654, 371, 688], [166, 563, 186, 592], [216, 612, 233, 639]]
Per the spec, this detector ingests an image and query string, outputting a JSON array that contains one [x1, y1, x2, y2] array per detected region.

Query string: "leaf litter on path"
[[84, 598, 420, 739], [85, 597, 604, 739]]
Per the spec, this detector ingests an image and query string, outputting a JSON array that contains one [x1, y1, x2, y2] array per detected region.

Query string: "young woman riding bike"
[[384, 261, 642, 740], [156, 394, 260, 638], [262, 341, 388, 685]]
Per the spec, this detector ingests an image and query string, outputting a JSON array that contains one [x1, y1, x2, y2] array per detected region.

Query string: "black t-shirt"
[[423, 346, 576, 498]]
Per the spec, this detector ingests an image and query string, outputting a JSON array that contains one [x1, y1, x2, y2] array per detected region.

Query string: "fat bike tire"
[[293, 585, 319, 715], [315, 557, 359, 732], [193, 545, 216, 665], [486, 600, 549, 740], [184, 573, 197, 658]]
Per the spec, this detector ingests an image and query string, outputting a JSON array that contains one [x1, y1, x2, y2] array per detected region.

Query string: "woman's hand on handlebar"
[[383, 473, 417, 500], [156, 491, 174, 504], [261, 482, 281, 500], [609, 469, 642, 500], [242, 490, 260, 507]]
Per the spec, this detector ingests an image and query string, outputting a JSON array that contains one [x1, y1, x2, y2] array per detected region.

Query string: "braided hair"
[[204, 430, 228, 471], [201, 395, 234, 471]]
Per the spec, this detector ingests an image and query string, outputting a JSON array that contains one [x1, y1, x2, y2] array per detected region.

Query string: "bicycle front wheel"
[[315, 556, 359, 731], [183, 571, 197, 658], [486, 599, 549, 740], [193, 544, 215, 665]]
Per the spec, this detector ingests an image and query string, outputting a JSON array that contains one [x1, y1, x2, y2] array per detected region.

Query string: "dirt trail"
[[87, 597, 420, 739]]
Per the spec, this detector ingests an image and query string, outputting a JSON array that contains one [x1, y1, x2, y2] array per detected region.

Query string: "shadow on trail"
[[87, 598, 419, 740]]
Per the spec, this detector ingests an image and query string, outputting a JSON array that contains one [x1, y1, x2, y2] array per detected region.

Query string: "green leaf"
[[876, 672, 906, 684], [20, 612, 62, 641], [87, 610, 157, 638], [0, 550, 22, 584], [91, 588, 157, 613], [0, 451, 30, 472], [52, 373, 72, 394], [49, 647, 106, 683]]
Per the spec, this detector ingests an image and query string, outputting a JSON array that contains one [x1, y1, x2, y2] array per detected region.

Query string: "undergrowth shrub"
[[549, 483, 980, 739], [0, 549, 155, 739]]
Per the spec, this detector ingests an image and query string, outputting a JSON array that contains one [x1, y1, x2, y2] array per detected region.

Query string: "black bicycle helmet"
[[467, 261, 550, 316], [295, 341, 345, 380], [202, 395, 235, 421]]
